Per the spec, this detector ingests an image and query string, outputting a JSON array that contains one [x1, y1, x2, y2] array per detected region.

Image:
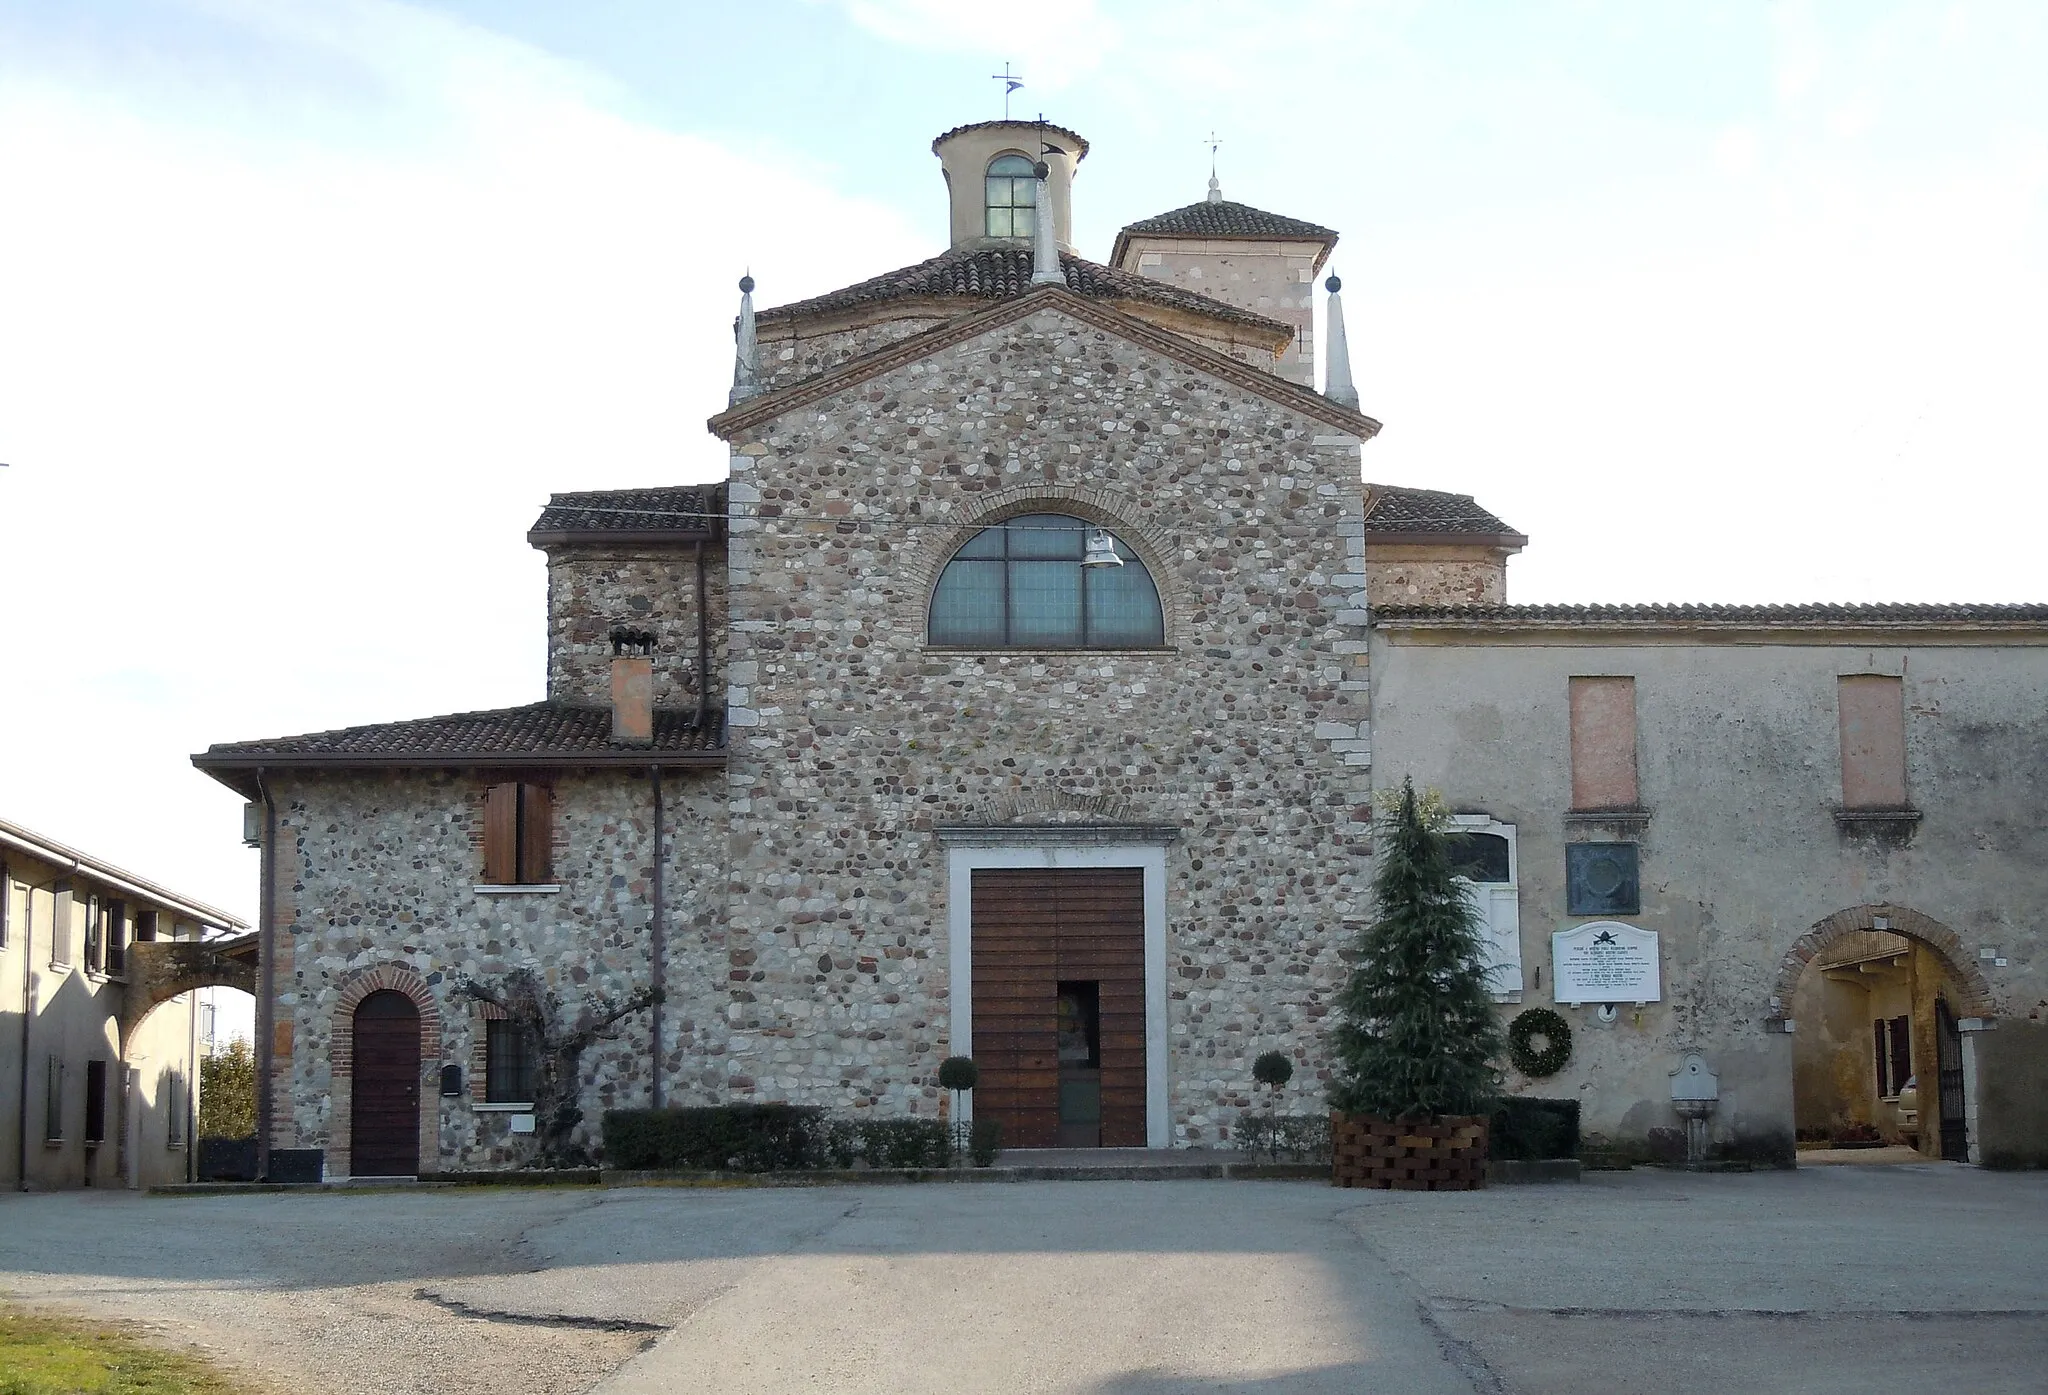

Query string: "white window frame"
[[1447, 814, 1522, 1003]]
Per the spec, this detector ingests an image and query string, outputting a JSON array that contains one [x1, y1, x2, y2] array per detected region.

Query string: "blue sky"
[[3, 0, 2045, 928]]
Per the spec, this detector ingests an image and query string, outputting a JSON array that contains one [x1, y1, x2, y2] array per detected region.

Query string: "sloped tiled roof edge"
[[1374, 603, 2048, 632], [1110, 199, 1338, 269], [1364, 484, 1526, 545], [711, 283, 1382, 441], [932, 120, 1090, 157], [754, 247, 1291, 337], [528, 483, 727, 547], [193, 702, 726, 796]]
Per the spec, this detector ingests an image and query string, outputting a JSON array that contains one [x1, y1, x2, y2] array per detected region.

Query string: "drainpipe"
[[694, 542, 710, 731], [649, 766, 665, 1109], [254, 769, 277, 1182], [9, 863, 29, 1191]]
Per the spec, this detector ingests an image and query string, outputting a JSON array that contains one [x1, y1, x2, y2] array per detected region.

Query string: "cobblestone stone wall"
[[268, 767, 726, 1175], [544, 545, 726, 708], [719, 301, 1377, 1143], [1365, 548, 1508, 607]]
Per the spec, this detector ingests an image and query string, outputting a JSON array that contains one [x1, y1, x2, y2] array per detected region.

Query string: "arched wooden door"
[[351, 990, 421, 1176]]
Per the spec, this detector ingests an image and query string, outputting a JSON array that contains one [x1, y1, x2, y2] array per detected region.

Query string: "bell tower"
[[931, 120, 1089, 253]]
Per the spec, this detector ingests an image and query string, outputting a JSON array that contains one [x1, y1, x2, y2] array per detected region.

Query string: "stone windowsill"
[[472, 885, 562, 896], [1564, 807, 1651, 838], [921, 646, 1179, 658], [475, 1102, 535, 1113], [1833, 808, 1922, 844]]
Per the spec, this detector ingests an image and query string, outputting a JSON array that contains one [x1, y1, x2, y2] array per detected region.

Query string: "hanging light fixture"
[[1082, 527, 1124, 568]]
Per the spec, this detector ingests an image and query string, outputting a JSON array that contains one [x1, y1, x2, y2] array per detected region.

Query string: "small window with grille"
[[486, 1019, 536, 1105]]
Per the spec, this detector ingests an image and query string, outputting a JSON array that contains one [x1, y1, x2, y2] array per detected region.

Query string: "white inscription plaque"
[[1552, 921, 1661, 1005]]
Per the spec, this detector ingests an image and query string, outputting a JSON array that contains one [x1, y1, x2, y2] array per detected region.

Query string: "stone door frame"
[[939, 826, 1173, 1148]]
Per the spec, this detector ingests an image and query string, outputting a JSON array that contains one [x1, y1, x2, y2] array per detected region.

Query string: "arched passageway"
[[1781, 906, 1993, 1163]]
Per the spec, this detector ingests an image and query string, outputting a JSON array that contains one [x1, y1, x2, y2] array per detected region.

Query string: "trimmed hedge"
[[603, 1105, 962, 1172], [1488, 1097, 1581, 1161]]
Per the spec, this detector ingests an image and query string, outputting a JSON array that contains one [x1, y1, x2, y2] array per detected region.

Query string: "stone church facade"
[[197, 118, 2048, 1177]]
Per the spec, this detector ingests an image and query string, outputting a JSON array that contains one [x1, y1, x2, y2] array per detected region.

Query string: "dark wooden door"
[[1934, 996, 1968, 1162], [351, 991, 421, 1176], [972, 868, 1145, 1149]]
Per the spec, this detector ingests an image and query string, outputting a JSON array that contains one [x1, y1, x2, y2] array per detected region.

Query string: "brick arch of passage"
[[905, 487, 1185, 648], [1774, 904, 1996, 1020], [328, 963, 444, 1177]]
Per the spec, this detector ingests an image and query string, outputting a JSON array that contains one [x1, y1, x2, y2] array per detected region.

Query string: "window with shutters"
[[84, 893, 104, 974], [84, 1060, 107, 1144], [44, 1057, 63, 1142], [105, 899, 127, 978], [1445, 816, 1522, 1002], [481, 783, 554, 886], [1874, 1014, 1911, 1099]]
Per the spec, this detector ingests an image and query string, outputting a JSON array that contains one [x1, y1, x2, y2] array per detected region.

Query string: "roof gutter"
[[191, 750, 726, 800], [0, 822, 245, 931]]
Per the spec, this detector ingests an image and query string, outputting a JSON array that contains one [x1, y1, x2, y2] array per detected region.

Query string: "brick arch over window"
[[902, 487, 1182, 647], [328, 964, 444, 1177], [1773, 904, 1996, 1020]]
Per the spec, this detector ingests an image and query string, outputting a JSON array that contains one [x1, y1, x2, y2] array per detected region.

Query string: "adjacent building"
[[1, 817, 248, 1189]]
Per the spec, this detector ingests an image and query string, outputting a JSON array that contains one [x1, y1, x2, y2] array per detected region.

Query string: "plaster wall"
[[544, 545, 727, 708], [719, 302, 1376, 1144], [1118, 236, 1320, 385], [1, 859, 204, 1188], [263, 767, 725, 1176], [1368, 632, 2048, 1164]]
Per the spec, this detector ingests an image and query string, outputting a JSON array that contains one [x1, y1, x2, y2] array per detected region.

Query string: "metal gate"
[[1934, 996, 1968, 1162]]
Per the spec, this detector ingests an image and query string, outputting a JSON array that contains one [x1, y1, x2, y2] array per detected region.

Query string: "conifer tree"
[[1329, 778, 1505, 1119]]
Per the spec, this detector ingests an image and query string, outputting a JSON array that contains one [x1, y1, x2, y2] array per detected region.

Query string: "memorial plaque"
[[1551, 920, 1661, 1004]]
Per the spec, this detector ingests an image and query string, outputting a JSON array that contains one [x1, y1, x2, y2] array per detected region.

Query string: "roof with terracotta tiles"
[[528, 484, 725, 546], [930, 120, 1090, 158], [1363, 485, 1526, 543], [755, 247, 1290, 337], [1110, 199, 1338, 270], [194, 704, 725, 792], [1373, 603, 2048, 629]]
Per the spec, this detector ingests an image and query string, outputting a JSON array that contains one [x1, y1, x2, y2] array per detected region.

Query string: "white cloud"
[[0, 0, 926, 919]]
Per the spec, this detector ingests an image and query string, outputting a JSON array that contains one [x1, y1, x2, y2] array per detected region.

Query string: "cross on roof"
[[991, 62, 1023, 119]]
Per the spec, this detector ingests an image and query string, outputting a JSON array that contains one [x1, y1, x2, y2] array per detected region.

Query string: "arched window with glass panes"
[[985, 153, 1037, 238], [928, 514, 1164, 648]]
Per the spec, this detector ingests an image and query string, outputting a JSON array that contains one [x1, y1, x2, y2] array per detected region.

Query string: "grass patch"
[[0, 1306, 248, 1395]]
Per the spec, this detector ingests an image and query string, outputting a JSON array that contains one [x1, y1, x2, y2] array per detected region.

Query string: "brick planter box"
[[1330, 1113, 1489, 1190]]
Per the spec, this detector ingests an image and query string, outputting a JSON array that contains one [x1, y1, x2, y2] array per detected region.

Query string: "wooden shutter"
[[482, 784, 518, 885], [518, 784, 552, 884]]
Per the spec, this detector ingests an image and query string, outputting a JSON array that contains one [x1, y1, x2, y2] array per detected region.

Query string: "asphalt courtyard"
[[2, 1162, 2044, 1394]]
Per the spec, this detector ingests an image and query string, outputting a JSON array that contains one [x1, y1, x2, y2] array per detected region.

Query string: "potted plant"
[[1328, 779, 1505, 1189]]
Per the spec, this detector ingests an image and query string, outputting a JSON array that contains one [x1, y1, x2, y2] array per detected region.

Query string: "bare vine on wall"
[[459, 968, 661, 1168]]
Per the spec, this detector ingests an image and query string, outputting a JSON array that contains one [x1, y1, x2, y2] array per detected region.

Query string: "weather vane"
[[991, 62, 1023, 119]]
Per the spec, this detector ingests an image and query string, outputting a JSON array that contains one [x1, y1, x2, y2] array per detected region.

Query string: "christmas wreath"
[[1507, 1008, 1572, 1078]]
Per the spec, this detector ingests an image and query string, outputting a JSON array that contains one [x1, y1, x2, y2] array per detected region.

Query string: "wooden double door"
[[971, 868, 1146, 1149]]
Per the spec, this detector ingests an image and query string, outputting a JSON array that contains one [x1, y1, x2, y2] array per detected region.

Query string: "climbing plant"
[[459, 968, 660, 1168]]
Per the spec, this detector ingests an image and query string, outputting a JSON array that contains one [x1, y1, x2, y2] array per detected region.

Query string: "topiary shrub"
[[969, 1117, 1004, 1168], [937, 1056, 979, 1091], [1488, 1097, 1581, 1160], [1252, 1051, 1294, 1089]]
